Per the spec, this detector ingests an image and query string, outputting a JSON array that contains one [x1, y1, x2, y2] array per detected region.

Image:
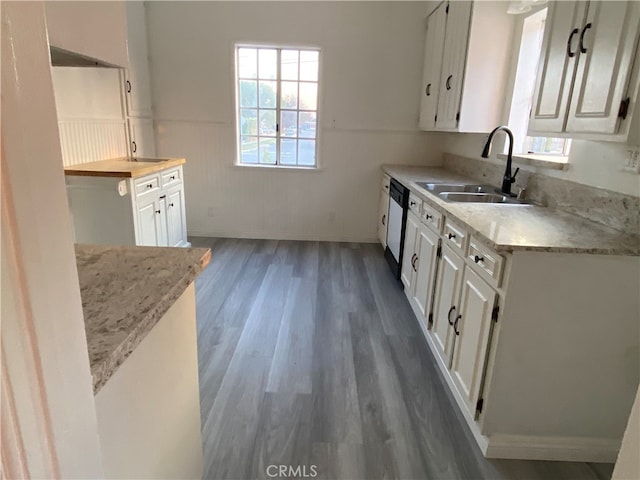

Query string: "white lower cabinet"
[[393, 181, 639, 463], [378, 189, 389, 249], [412, 225, 440, 319], [450, 267, 497, 417], [166, 187, 187, 248], [66, 165, 189, 247], [401, 211, 420, 290], [431, 243, 465, 367]]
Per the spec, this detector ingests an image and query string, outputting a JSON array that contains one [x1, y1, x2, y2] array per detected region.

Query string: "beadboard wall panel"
[[58, 120, 128, 167], [52, 67, 128, 167], [156, 120, 440, 241]]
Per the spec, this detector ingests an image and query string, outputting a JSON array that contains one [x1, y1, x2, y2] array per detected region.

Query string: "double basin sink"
[[416, 182, 527, 205]]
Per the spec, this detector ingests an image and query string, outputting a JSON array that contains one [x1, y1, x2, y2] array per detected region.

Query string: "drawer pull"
[[159, 195, 166, 199], [146, 183, 153, 189], [169, 203, 174, 207], [448, 233, 456, 240], [155, 209, 161, 214], [410, 201, 417, 207], [424, 214, 433, 220], [384, 184, 389, 190], [453, 315, 461, 335], [170, 175, 176, 180], [447, 305, 456, 325], [474, 255, 484, 264]]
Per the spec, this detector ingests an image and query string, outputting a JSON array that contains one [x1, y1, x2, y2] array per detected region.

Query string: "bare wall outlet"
[[622, 149, 640, 174]]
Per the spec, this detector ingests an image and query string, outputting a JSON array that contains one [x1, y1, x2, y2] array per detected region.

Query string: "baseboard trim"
[[187, 231, 380, 243], [484, 434, 621, 463]]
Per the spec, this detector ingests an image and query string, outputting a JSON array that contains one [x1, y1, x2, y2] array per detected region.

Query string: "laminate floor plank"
[[266, 278, 315, 395], [194, 238, 614, 480]]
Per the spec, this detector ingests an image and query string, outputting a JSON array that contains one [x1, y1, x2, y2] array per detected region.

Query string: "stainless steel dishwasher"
[[384, 178, 409, 280]]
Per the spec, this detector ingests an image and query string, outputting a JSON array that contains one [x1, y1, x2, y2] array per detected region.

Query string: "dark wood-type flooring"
[[191, 238, 614, 480]]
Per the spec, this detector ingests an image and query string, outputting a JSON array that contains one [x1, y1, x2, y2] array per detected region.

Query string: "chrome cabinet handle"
[[579, 22, 592, 53], [447, 305, 456, 325], [453, 315, 461, 335], [567, 28, 579, 57]]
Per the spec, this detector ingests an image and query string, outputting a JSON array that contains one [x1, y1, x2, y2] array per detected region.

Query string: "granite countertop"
[[383, 165, 640, 256], [75, 244, 211, 394], [64, 156, 185, 178]]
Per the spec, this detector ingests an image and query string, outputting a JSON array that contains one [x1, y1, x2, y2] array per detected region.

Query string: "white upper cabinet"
[[418, 1, 515, 133], [436, 1, 472, 130], [128, 118, 156, 157], [419, 3, 447, 130], [566, 2, 640, 134], [125, 2, 154, 118], [530, 1, 640, 140], [529, 1, 587, 133]]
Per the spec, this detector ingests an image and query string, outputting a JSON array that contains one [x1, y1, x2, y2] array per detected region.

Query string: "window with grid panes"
[[236, 46, 319, 167]]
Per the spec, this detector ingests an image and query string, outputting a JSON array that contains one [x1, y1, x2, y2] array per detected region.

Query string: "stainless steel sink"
[[439, 192, 525, 204], [416, 182, 497, 194], [128, 158, 170, 163]]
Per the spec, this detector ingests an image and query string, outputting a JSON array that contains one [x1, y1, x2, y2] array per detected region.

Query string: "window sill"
[[232, 163, 324, 173], [497, 153, 569, 171]]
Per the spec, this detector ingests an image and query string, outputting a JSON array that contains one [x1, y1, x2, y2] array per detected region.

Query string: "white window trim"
[[233, 43, 322, 170]]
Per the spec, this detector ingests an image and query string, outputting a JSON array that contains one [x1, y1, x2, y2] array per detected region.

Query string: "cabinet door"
[[412, 225, 440, 320], [529, 1, 588, 134], [378, 191, 389, 249], [156, 195, 169, 247], [137, 197, 160, 246], [401, 211, 419, 291], [125, 1, 153, 118], [419, 3, 447, 130], [128, 118, 156, 158], [430, 243, 464, 368], [451, 267, 497, 417], [566, 1, 640, 134], [166, 187, 187, 247], [435, 1, 472, 130]]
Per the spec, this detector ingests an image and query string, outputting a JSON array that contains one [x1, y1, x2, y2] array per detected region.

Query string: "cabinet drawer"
[[421, 202, 443, 234], [468, 238, 504, 287], [442, 219, 468, 254], [134, 174, 160, 196], [381, 174, 391, 193], [409, 193, 422, 216], [161, 167, 182, 188]]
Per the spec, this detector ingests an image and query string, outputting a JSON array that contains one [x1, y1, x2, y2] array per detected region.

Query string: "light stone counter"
[[383, 165, 640, 256], [75, 244, 211, 393]]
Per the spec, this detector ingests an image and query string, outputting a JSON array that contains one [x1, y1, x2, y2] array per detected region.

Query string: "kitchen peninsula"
[[75, 243, 210, 479]]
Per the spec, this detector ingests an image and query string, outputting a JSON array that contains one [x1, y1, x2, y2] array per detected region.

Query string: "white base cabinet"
[[378, 175, 390, 249], [66, 165, 189, 248], [393, 178, 639, 463]]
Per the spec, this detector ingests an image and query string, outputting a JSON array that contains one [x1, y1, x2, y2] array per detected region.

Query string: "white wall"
[[146, 1, 442, 241], [441, 133, 640, 198], [45, 1, 128, 67], [51, 67, 129, 166]]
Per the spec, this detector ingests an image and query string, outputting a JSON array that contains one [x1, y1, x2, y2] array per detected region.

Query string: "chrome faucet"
[[481, 125, 519, 196]]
